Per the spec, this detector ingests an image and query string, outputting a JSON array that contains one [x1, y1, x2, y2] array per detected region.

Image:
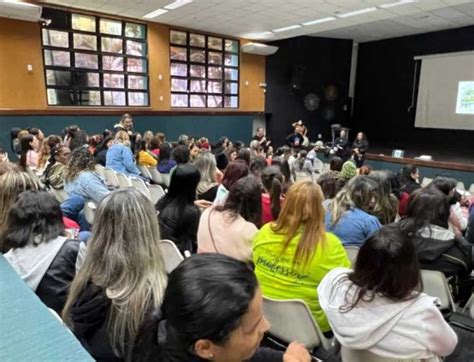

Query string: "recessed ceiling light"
[[2, 0, 39, 7], [142, 8, 169, 19], [164, 0, 193, 10], [337, 7, 377, 18], [272, 24, 302, 33], [302, 17, 337, 26], [244, 31, 274, 39], [379, 0, 417, 9]]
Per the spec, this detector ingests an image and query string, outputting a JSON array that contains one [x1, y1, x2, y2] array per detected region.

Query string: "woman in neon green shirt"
[[253, 181, 350, 334]]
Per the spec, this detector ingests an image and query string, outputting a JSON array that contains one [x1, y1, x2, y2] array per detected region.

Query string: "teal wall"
[[0, 114, 255, 158], [365, 159, 474, 188]]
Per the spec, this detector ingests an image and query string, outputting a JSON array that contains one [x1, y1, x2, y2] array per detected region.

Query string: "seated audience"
[[317, 173, 337, 202], [253, 181, 350, 335], [325, 176, 382, 247], [106, 131, 141, 177], [194, 152, 219, 202], [94, 135, 113, 167], [65, 147, 109, 204], [43, 144, 71, 190], [171, 145, 190, 165], [292, 150, 314, 182], [271, 156, 292, 192], [236, 147, 251, 166], [399, 188, 473, 302], [19, 134, 40, 171], [157, 144, 176, 174], [137, 140, 158, 168], [213, 160, 249, 206], [260, 166, 284, 224], [38, 135, 62, 173], [399, 165, 421, 195], [62, 189, 167, 361], [64, 125, 88, 151], [156, 164, 201, 254], [368, 170, 399, 224], [3, 191, 80, 314], [340, 160, 357, 182], [318, 224, 457, 360], [133, 253, 310, 362], [466, 204, 474, 244], [198, 176, 261, 262], [149, 136, 161, 157], [249, 155, 267, 179]]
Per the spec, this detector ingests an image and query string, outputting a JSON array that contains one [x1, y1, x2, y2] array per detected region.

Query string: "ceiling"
[[41, 0, 474, 43]]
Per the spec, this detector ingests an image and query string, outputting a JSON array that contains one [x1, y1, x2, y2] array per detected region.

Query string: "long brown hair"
[[271, 181, 326, 268]]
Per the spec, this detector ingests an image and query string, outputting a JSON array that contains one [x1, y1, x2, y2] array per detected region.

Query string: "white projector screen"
[[415, 52, 474, 130]]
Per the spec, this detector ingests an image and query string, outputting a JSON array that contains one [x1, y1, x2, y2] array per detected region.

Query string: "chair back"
[[103, 168, 120, 188], [149, 184, 166, 204], [421, 270, 456, 312], [463, 293, 474, 318], [160, 173, 171, 188], [344, 246, 360, 266], [131, 177, 151, 199], [148, 167, 163, 184], [50, 188, 68, 203], [469, 183, 474, 193], [94, 164, 105, 178], [262, 297, 333, 351], [83, 201, 97, 225], [456, 181, 465, 191], [137, 165, 152, 179], [116, 172, 132, 188], [158, 239, 184, 274], [421, 177, 432, 187], [341, 346, 441, 362]]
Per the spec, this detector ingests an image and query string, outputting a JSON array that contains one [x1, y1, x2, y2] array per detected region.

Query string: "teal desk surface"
[[0, 254, 93, 361]]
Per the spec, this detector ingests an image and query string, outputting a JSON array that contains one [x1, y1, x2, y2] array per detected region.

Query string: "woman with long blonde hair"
[[62, 188, 167, 361], [252, 181, 350, 335]]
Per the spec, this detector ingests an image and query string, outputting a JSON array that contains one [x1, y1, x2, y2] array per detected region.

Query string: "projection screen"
[[415, 51, 474, 130]]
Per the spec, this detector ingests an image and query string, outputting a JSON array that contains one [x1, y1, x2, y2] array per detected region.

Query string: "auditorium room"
[[1, 0, 474, 361]]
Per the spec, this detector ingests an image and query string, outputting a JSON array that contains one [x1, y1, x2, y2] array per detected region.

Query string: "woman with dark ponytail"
[[19, 134, 40, 171], [261, 166, 284, 224], [43, 144, 71, 189], [132, 253, 310, 362]]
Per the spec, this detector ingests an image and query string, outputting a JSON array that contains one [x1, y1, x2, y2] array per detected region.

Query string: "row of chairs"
[[421, 177, 474, 193]]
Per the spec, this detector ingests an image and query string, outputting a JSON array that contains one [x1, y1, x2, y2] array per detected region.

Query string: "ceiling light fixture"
[[142, 8, 169, 18], [272, 24, 302, 33], [164, 0, 193, 10], [337, 7, 377, 18], [244, 31, 274, 38], [379, 0, 417, 9], [302, 17, 337, 26]]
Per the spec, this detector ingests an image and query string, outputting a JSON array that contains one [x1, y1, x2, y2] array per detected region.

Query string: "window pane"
[[225, 82, 238, 95], [171, 93, 188, 107], [72, 13, 96, 32], [125, 23, 145, 39], [127, 58, 147, 73], [224, 68, 238, 81], [190, 49, 205, 63], [208, 51, 222, 65], [225, 39, 239, 53], [47, 89, 73, 105], [102, 56, 124, 71], [103, 91, 125, 106], [171, 78, 187, 92], [170, 30, 187, 45], [75, 53, 98, 69], [190, 80, 206, 93], [42, 29, 68, 48], [208, 66, 222, 79], [224, 54, 238, 66], [103, 73, 125, 88], [126, 40, 146, 56], [129, 92, 148, 106], [170, 46, 187, 61], [100, 19, 122, 35], [190, 65, 205, 78], [44, 50, 70, 67], [46, 70, 71, 86], [224, 96, 238, 108], [208, 81, 222, 93], [208, 36, 222, 50], [102, 37, 123, 53], [77, 90, 101, 105], [190, 94, 206, 107], [73, 33, 97, 51], [128, 75, 147, 90], [190, 33, 205, 48], [208, 95, 223, 108], [170, 62, 187, 76], [75, 72, 99, 87]]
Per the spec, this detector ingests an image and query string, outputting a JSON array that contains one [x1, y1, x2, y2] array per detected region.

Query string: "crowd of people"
[[1, 113, 473, 361]]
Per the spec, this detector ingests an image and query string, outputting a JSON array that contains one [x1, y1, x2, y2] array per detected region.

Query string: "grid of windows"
[[169, 30, 240, 108], [41, 9, 149, 106]]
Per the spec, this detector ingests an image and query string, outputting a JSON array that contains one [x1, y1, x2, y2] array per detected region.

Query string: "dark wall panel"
[[265, 36, 353, 146], [353, 25, 474, 153]]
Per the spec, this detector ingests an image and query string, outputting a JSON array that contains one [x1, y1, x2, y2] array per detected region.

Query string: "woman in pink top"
[[19, 134, 40, 171], [197, 176, 261, 263], [261, 166, 284, 225]]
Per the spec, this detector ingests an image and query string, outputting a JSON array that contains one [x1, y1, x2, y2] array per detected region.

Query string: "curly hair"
[[65, 146, 96, 182]]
